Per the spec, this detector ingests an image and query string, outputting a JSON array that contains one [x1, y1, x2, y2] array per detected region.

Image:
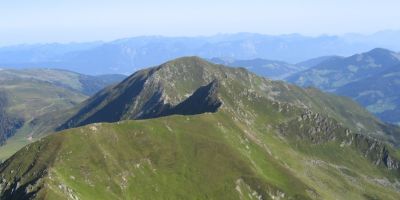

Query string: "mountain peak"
[[165, 56, 207, 63], [54, 56, 393, 140], [365, 48, 396, 58], [56, 57, 230, 129], [157, 56, 221, 72], [367, 47, 393, 53]]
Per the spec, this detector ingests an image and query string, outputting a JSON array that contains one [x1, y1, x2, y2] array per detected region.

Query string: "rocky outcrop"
[[352, 134, 400, 170], [56, 58, 226, 131], [140, 80, 221, 119], [279, 108, 400, 172]]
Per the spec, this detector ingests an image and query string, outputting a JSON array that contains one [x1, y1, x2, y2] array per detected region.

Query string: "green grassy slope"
[[1, 113, 399, 199], [0, 79, 86, 161], [0, 68, 125, 160]]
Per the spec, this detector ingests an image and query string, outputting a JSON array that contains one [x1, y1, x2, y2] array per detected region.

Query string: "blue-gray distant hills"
[[209, 56, 341, 79], [2, 31, 400, 75], [209, 57, 302, 79], [287, 48, 400, 125]]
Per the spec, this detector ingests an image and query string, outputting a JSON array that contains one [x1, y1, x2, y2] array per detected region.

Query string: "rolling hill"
[[295, 56, 342, 69], [287, 48, 400, 125], [0, 68, 126, 160], [1, 57, 400, 199]]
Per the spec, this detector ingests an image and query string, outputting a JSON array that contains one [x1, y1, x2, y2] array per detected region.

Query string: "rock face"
[[280, 108, 400, 172], [0, 92, 23, 145], [57, 57, 227, 130], [140, 80, 222, 119]]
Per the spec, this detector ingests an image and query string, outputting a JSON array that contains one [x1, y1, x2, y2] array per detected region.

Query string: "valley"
[[287, 48, 400, 125], [0, 69, 125, 160]]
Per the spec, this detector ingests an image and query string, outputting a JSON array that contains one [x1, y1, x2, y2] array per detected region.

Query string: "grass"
[[0, 135, 29, 162], [0, 72, 88, 161], [1, 113, 399, 199], [0, 114, 313, 199]]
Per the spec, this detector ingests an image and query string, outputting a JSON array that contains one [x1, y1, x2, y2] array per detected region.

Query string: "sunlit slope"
[[1, 112, 400, 199], [0, 68, 125, 160], [2, 57, 400, 199]]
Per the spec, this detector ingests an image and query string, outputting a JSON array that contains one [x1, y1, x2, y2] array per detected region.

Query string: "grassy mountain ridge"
[[55, 57, 398, 143], [1, 103, 400, 199], [1, 57, 400, 199], [0, 115, 315, 199]]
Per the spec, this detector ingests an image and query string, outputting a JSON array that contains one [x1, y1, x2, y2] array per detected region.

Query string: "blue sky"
[[1, 0, 400, 45]]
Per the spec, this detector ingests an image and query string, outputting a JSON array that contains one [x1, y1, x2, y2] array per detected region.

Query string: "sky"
[[1, 0, 400, 45]]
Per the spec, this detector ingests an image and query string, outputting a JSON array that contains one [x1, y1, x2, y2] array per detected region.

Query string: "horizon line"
[[1, 29, 400, 48]]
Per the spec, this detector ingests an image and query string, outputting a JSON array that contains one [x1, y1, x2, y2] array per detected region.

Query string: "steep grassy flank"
[[1, 113, 400, 199], [0, 115, 313, 200]]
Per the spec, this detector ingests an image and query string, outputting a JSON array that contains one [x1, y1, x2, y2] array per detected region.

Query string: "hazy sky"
[[1, 0, 400, 45]]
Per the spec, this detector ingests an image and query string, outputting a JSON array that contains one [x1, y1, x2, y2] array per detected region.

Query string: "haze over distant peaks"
[[287, 48, 400, 125], [1, 32, 400, 75]]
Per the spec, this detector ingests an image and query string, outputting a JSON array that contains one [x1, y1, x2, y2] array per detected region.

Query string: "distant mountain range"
[[2, 31, 400, 74], [287, 48, 400, 125], [209, 56, 340, 80], [209, 58, 302, 79], [1, 57, 400, 199]]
